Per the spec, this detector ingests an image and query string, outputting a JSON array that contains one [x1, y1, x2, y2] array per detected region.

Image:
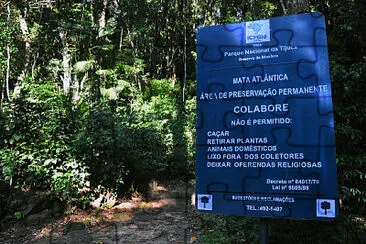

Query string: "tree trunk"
[[280, 0, 287, 15], [2, 3, 11, 103], [18, 11, 31, 81], [119, 27, 124, 51], [287, 0, 309, 15], [90, 0, 95, 26], [98, 0, 108, 38], [6, 46, 10, 101], [59, 31, 72, 95], [127, 27, 137, 57], [171, 0, 187, 178]]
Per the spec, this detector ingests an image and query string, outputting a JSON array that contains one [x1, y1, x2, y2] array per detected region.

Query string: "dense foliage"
[[200, 214, 365, 243], [0, 0, 365, 240], [0, 0, 197, 208]]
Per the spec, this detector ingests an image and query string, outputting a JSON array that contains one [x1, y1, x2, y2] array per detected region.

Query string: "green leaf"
[[96, 69, 114, 76], [73, 60, 95, 73]]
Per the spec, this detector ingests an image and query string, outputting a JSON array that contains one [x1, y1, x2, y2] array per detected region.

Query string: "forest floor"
[[0, 180, 201, 244]]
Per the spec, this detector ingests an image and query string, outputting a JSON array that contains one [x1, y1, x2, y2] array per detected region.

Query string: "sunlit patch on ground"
[[29, 181, 200, 243]]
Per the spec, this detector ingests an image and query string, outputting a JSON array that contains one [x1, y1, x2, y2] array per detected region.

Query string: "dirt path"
[[0, 181, 201, 244]]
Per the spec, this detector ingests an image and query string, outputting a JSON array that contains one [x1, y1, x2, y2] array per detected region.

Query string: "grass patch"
[[199, 213, 365, 243], [199, 214, 259, 243]]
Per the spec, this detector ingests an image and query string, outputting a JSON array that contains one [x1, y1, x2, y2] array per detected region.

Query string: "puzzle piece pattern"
[[196, 12, 337, 219]]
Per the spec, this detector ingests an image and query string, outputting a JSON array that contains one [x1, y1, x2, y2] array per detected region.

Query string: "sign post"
[[260, 218, 269, 244], [196, 12, 338, 223]]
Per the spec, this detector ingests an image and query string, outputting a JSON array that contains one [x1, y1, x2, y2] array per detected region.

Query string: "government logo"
[[246, 19, 270, 44]]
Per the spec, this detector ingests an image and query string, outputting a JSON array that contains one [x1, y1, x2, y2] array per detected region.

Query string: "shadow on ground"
[[0, 180, 200, 244]]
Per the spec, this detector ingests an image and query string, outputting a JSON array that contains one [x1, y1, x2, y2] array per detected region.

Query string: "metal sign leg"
[[260, 218, 269, 244]]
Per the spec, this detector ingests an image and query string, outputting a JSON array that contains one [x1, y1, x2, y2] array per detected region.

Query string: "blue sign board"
[[196, 13, 338, 220]]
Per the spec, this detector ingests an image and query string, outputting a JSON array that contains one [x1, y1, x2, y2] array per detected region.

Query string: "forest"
[[0, 0, 365, 243]]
